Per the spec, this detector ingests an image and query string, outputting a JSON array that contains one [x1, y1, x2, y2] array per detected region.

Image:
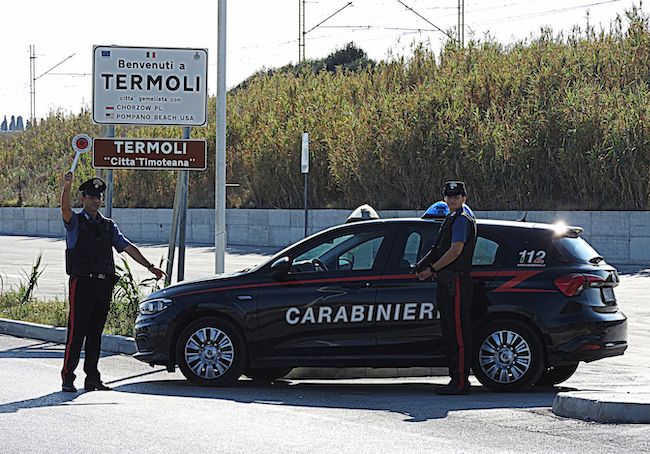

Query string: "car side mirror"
[[270, 256, 291, 279]]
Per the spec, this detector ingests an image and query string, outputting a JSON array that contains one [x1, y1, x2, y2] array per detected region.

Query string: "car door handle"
[[237, 295, 254, 301], [319, 283, 371, 292]]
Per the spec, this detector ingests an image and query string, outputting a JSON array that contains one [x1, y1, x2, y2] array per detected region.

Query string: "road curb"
[[0, 318, 136, 355], [553, 391, 650, 423], [0, 318, 445, 379]]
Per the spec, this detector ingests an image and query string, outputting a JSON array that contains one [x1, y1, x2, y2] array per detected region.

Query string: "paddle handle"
[[70, 151, 81, 172]]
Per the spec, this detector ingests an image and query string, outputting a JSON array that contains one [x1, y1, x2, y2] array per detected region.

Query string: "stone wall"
[[0, 207, 648, 264]]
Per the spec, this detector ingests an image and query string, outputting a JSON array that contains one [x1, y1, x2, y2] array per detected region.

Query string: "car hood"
[[143, 271, 251, 300]]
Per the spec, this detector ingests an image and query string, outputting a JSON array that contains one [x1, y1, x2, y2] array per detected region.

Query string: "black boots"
[[62, 382, 77, 393], [435, 380, 471, 395], [84, 380, 112, 391]]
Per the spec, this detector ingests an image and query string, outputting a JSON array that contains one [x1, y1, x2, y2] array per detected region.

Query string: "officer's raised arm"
[[61, 171, 74, 224]]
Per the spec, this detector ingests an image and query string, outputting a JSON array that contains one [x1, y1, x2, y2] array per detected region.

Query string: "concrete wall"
[[0, 207, 648, 264]]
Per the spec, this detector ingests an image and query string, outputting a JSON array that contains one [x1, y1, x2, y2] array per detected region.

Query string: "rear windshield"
[[553, 237, 602, 262]]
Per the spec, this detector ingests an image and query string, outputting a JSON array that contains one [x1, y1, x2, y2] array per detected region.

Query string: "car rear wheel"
[[536, 363, 579, 387], [176, 317, 247, 387], [473, 320, 544, 392], [244, 367, 293, 382]]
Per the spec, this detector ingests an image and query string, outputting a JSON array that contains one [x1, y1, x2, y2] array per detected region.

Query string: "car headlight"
[[139, 298, 173, 315]]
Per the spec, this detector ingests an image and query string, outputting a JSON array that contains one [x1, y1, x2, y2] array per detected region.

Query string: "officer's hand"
[[63, 171, 73, 188], [150, 266, 165, 280], [416, 268, 433, 281]]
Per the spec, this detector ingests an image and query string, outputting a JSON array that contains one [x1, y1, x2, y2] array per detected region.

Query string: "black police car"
[[134, 214, 627, 392]]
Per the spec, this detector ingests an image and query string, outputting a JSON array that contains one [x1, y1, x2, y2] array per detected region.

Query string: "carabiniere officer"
[[417, 181, 477, 395], [60, 171, 164, 393]]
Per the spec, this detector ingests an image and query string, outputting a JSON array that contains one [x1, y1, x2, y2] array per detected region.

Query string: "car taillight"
[[554, 274, 605, 296]]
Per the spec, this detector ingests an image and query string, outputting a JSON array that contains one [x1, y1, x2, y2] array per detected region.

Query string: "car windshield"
[[554, 236, 603, 263]]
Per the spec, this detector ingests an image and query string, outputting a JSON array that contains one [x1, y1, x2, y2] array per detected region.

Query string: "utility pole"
[[460, 0, 465, 48], [298, 1, 353, 63], [29, 45, 36, 123], [457, 0, 465, 47], [29, 50, 75, 121], [298, 0, 306, 63], [457, 0, 461, 45]]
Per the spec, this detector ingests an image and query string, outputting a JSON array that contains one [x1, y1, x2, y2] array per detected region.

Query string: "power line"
[[306, 2, 353, 34], [34, 53, 75, 81], [396, 0, 456, 41], [46, 73, 91, 77], [470, 0, 623, 27], [320, 25, 441, 32]]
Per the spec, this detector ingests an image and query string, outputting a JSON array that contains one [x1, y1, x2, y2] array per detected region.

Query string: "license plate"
[[602, 287, 616, 302]]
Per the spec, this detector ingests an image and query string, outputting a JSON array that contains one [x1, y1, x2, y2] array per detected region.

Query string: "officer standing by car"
[[60, 171, 164, 392], [417, 181, 477, 395]]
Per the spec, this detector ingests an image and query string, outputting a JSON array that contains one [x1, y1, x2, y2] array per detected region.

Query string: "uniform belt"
[[82, 273, 110, 280]]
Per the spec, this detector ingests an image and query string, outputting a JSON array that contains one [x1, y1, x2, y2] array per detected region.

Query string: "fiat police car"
[[134, 208, 627, 392]]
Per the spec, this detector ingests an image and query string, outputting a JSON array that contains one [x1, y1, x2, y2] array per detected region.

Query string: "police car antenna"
[[517, 211, 528, 222]]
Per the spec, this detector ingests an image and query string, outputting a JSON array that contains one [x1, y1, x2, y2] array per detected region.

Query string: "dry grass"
[[1, 8, 648, 210]]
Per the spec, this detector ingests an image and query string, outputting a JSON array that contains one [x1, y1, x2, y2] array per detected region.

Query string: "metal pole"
[[304, 173, 308, 236], [178, 127, 191, 281], [104, 125, 115, 218], [215, 0, 227, 274], [298, 0, 302, 63], [461, 0, 465, 48], [165, 173, 183, 286], [29, 45, 35, 122], [302, 0, 306, 61], [457, 0, 460, 44], [301, 131, 310, 237]]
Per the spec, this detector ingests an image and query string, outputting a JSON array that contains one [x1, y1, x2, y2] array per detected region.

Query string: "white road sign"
[[93, 45, 208, 126], [301, 132, 309, 174]]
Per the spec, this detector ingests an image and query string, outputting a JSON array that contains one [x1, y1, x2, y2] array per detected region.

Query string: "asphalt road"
[[1, 333, 649, 454]]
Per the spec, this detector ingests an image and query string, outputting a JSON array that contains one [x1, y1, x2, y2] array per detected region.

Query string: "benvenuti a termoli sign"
[[92, 138, 207, 170]]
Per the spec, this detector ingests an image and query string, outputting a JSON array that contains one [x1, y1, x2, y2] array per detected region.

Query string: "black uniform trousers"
[[437, 271, 473, 388], [61, 275, 114, 384]]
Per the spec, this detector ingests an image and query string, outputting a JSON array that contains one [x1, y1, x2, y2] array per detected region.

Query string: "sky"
[[0, 0, 642, 121]]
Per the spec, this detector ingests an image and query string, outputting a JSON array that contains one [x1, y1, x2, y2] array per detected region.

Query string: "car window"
[[402, 232, 422, 266], [401, 231, 422, 268], [390, 225, 439, 271], [554, 236, 601, 263], [290, 230, 386, 273], [472, 236, 499, 266], [340, 236, 385, 270]]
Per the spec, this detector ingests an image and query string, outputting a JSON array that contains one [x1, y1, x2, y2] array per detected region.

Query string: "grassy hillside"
[[1, 8, 649, 210]]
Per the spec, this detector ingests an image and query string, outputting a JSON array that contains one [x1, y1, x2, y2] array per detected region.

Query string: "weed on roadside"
[[0, 254, 164, 337]]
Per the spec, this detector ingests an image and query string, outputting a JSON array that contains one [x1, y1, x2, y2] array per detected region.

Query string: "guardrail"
[[1, 208, 648, 264]]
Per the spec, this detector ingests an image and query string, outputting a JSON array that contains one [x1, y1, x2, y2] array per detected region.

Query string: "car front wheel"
[[175, 317, 247, 387], [473, 319, 544, 392]]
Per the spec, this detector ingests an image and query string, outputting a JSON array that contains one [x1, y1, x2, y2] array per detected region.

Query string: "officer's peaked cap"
[[442, 180, 467, 196], [79, 178, 106, 197]]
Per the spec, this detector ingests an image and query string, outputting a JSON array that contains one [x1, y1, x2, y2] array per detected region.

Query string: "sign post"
[[301, 132, 309, 237]]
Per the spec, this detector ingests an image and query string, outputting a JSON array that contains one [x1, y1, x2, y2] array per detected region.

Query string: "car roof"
[[260, 216, 583, 271], [345, 217, 579, 232]]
